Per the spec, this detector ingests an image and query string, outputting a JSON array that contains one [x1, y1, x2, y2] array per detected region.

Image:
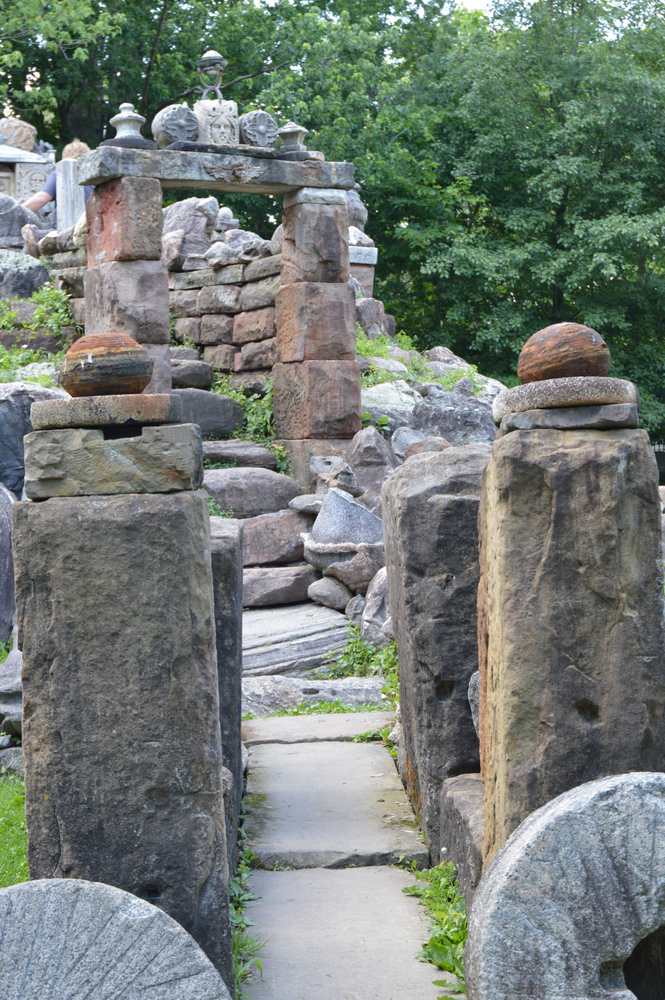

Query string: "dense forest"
[[3, 0, 665, 430]]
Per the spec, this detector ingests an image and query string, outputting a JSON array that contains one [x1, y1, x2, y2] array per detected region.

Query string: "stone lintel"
[[77, 147, 355, 193]]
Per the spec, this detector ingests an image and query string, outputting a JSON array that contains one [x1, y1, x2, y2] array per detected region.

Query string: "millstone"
[[492, 376, 638, 424]]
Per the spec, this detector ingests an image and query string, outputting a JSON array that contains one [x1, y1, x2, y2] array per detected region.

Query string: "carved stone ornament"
[[239, 110, 279, 148], [152, 104, 200, 148], [194, 99, 239, 145]]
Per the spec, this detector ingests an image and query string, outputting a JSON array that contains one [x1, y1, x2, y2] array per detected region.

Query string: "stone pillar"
[[273, 186, 361, 469], [84, 175, 171, 393], [479, 428, 665, 867], [56, 158, 85, 230], [382, 446, 489, 860], [13, 490, 234, 991]]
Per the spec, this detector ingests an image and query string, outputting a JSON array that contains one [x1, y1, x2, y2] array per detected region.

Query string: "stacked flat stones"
[[24, 331, 202, 499], [492, 322, 639, 433]]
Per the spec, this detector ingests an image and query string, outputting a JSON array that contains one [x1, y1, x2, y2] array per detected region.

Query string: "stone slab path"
[[242, 602, 349, 676], [241, 711, 396, 745]]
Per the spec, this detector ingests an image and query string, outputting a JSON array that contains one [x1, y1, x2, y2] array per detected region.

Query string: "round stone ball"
[[517, 322, 610, 384], [60, 333, 154, 397]]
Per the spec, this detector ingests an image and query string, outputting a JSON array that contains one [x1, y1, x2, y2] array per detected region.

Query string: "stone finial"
[[277, 121, 309, 152], [196, 50, 228, 101], [109, 103, 146, 139], [152, 103, 200, 148], [239, 110, 279, 148]]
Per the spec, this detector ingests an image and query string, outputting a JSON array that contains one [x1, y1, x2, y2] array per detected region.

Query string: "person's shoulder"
[[43, 170, 56, 195]]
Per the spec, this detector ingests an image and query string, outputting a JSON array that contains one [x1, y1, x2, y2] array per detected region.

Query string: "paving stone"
[[245, 867, 441, 1000], [232, 306, 275, 345], [86, 176, 163, 264], [0, 879, 231, 999], [242, 602, 349, 675], [492, 375, 639, 423], [84, 259, 170, 343], [244, 742, 427, 868], [243, 563, 318, 606], [241, 710, 396, 745]]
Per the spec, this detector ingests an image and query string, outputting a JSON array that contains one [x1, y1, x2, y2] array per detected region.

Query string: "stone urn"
[[60, 333, 154, 396], [517, 322, 610, 383]]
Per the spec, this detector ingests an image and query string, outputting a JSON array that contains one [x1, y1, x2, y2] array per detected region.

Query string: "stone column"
[[479, 427, 665, 867], [56, 158, 86, 230], [273, 186, 362, 473], [84, 175, 171, 393]]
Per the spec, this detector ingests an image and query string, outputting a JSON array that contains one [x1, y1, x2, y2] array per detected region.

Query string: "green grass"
[[0, 284, 76, 387], [230, 843, 264, 999], [403, 861, 468, 998], [324, 625, 400, 709], [0, 774, 28, 888], [268, 699, 382, 717]]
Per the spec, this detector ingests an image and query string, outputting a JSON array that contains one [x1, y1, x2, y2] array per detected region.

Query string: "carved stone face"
[[239, 110, 279, 148], [193, 99, 239, 145]]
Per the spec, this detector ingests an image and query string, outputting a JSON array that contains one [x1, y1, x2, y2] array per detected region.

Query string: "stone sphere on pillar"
[[60, 332, 154, 396], [517, 321, 610, 383]]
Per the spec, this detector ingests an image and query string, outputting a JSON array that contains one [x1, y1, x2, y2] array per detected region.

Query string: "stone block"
[[53, 265, 85, 298], [203, 467, 300, 519], [239, 338, 277, 370], [69, 296, 85, 326], [439, 773, 484, 909], [86, 176, 163, 265], [232, 307, 275, 346], [275, 282, 356, 362], [209, 517, 243, 876], [31, 392, 182, 430], [283, 187, 347, 208], [174, 316, 201, 344], [203, 440, 277, 470], [197, 285, 241, 315], [282, 202, 349, 283], [172, 388, 244, 438], [0, 326, 74, 354], [350, 263, 374, 297], [382, 446, 490, 859], [243, 509, 315, 566], [273, 438, 353, 490], [204, 344, 235, 370], [84, 260, 170, 344], [0, 381, 68, 495], [348, 245, 378, 265], [172, 265, 245, 289], [171, 289, 200, 318], [142, 343, 172, 393], [239, 274, 281, 312], [198, 314, 234, 346], [479, 429, 665, 866], [273, 361, 362, 440], [243, 564, 319, 607], [13, 492, 233, 984], [0, 486, 14, 644], [492, 375, 638, 423], [23, 423, 203, 499], [171, 359, 213, 390], [498, 402, 639, 435], [465, 773, 665, 1000], [244, 254, 281, 281], [356, 297, 384, 330], [229, 371, 271, 395]]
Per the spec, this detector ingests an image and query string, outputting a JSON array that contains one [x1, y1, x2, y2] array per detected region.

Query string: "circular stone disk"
[[0, 878, 231, 999], [30, 393, 183, 430], [492, 376, 638, 425], [517, 322, 610, 384]]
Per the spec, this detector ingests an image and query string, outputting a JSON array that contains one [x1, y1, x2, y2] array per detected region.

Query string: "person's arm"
[[22, 190, 53, 212]]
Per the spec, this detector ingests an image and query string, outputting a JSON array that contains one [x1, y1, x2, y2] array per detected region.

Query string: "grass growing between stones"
[[0, 773, 28, 888], [268, 699, 382, 717], [324, 625, 400, 709], [403, 861, 468, 998], [230, 843, 265, 999]]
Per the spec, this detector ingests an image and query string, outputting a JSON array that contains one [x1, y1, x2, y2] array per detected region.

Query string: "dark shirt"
[[43, 169, 93, 228]]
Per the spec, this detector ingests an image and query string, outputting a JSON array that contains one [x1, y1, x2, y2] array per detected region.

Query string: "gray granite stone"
[[311, 487, 384, 545], [439, 773, 483, 909], [465, 772, 665, 1000], [307, 575, 353, 611], [492, 375, 638, 424], [172, 388, 244, 437], [243, 563, 318, 607], [498, 402, 639, 435], [204, 467, 300, 519], [0, 878, 231, 998]]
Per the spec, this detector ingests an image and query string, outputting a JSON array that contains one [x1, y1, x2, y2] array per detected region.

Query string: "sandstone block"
[[243, 509, 315, 566], [382, 446, 490, 858], [203, 440, 277, 470], [439, 773, 484, 909], [273, 361, 362, 440], [243, 563, 319, 607], [492, 375, 638, 423], [171, 360, 214, 390], [31, 392, 182, 430], [276, 282, 356, 362], [283, 187, 347, 208], [348, 245, 378, 265], [0, 381, 68, 495], [201, 314, 234, 345], [244, 254, 281, 281], [23, 423, 203, 499], [239, 337, 277, 370], [171, 288, 200, 318], [84, 260, 170, 343], [282, 202, 349, 283], [13, 492, 232, 984], [198, 284, 242, 315], [478, 429, 665, 866], [172, 265, 245, 290], [239, 274, 281, 311], [498, 402, 639, 435], [232, 307, 275, 346], [86, 176, 163, 265], [350, 263, 374, 297], [203, 467, 300, 519], [174, 317, 201, 343], [204, 344, 235, 370]]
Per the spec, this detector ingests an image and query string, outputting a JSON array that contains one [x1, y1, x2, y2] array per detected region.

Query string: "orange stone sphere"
[[60, 333, 154, 397], [517, 322, 610, 384]]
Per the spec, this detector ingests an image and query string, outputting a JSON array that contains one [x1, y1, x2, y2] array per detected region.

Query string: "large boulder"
[[0, 484, 15, 643], [345, 427, 400, 515], [382, 445, 490, 859], [412, 387, 496, 446], [0, 249, 48, 299], [204, 468, 300, 519], [172, 388, 243, 438], [0, 195, 39, 245], [311, 487, 384, 545], [243, 564, 319, 606], [360, 379, 422, 436], [360, 567, 391, 649], [163, 196, 219, 239], [0, 381, 68, 495]]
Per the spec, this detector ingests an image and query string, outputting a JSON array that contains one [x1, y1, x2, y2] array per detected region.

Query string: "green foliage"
[[0, 285, 73, 387], [324, 625, 400, 708], [266, 699, 381, 717], [352, 724, 397, 758], [229, 844, 264, 999], [210, 374, 292, 474], [403, 861, 468, 998], [26, 286, 75, 339], [207, 495, 234, 518], [0, 636, 12, 666], [0, 775, 28, 889]]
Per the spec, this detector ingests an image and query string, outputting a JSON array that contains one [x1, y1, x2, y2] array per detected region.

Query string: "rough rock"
[[468, 670, 480, 737], [203, 344, 234, 369], [13, 492, 233, 985], [172, 388, 244, 438], [312, 487, 384, 545], [304, 535, 385, 595], [498, 402, 639, 435], [465, 773, 665, 1000], [0, 117, 37, 151], [270, 224, 284, 255], [439, 773, 484, 909], [171, 359, 214, 389], [24, 424, 203, 499], [163, 196, 219, 239], [289, 494, 323, 514], [0, 746, 23, 778], [209, 517, 243, 875], [479, 429, 665, 866], [202, 439, 277, 469], [0, 195, 38, 241], [345, 594, 365, 624], [86, 176, 163, 265], [0, 879, 231, 999], [310, 453, 347, 481], [382, 445, 490, 858], [327, 461, 363, 497], [242, 509, 315, 566], [170, 346, 200, 360], [232, 306, 275, 345], [346, 427, 400, 515], [242, 675, 384, 716], [403, 436, 451, 460], [239, 274, 281, 312], [0, 381, 68, 495], [361, 380, 422, 414], [281, 201, 349, 284], [84, 260, 170, 343], [391, 426, 425, 459], [0, 623, 21, 735], [360, 567, 391, 649], [347, 186, 368, 230], [413, 387, 496, 447], [243, 563, 319, 606], [307, 576, 354, 611], [242, 602, 349, 675], [275, 281, 356, 362], [517, 321, 610, 384], [0, 249, 48, 299], [0, 485, 14, 643], [492, 375, 638, 423], [204, 468, 300, 519]]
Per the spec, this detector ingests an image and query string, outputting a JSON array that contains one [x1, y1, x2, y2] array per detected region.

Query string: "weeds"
[[209, 374, 292, 474], [207, 495, 234, 518], [229, 843, 264, 999], [0, 636, 11, 665], [403, 860, 468, 998], [0, 773, 28, 888], [352, 725, 398, 758], [324, 625, 400, 709], [266, 699, 382, 717], [355, 327, 481, 397]]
